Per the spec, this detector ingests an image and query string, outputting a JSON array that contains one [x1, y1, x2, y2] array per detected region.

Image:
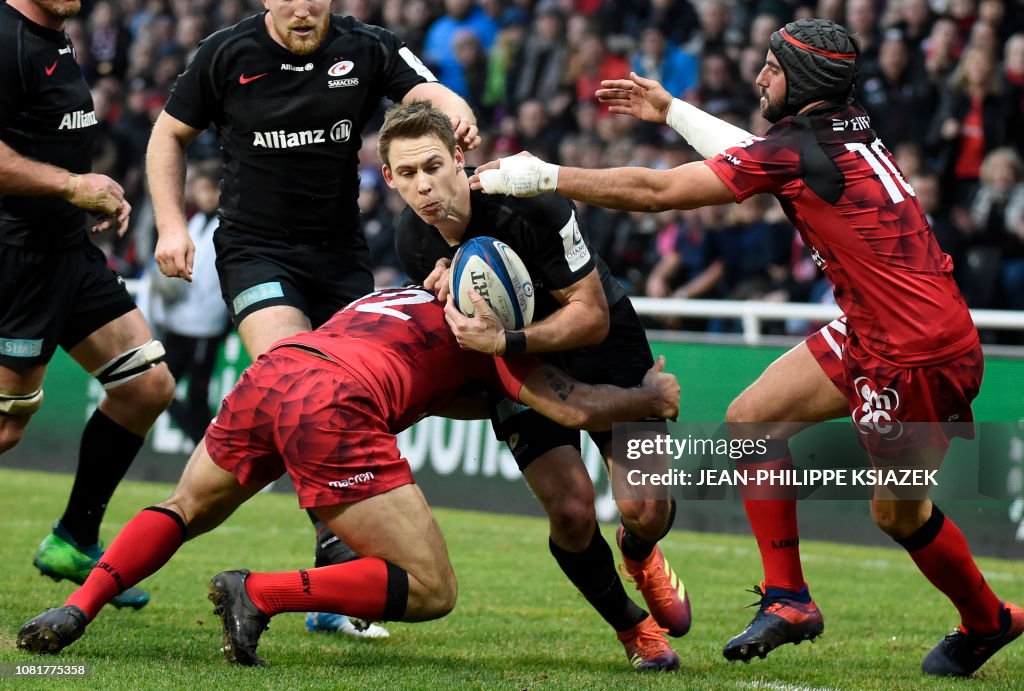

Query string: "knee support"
[[0, 388, 44, 416], [90, 340, 166, 390]]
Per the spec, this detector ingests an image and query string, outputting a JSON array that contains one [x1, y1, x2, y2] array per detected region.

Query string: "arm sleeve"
[[489, 355, 542, 402], [163, 35, 223, 129], [520, 195, 597, 290], [703, 131, 802, 203]]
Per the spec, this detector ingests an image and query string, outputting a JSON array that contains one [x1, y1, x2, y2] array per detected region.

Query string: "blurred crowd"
[[64, 0, 1024, 340]]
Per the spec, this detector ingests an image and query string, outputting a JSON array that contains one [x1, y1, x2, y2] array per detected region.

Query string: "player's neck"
[[435, 184, 472, 244], [8, 0, 69, 30]]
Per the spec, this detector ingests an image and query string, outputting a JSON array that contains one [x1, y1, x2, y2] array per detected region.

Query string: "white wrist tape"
[[478, 156, 560, 197], [665, 98, 755, 159]]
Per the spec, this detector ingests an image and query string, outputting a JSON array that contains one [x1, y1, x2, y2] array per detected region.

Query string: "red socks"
[[66, 507, 187, 620], [246, 557, 406, 621], [897, 506, 1003, 634], [738, 455, 805, 593]]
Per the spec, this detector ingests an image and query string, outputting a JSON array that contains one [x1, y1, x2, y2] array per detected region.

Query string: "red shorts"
[[204, 347, 414, 508], [806, 317, 983, 455]]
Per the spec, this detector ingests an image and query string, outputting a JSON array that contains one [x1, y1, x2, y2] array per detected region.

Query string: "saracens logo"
[[854, 376, 904, 440], [328, 60, 354, 76]]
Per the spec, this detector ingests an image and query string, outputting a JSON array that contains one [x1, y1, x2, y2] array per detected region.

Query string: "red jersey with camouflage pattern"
[[272, 287, 537, 431], [705, 102, 978, 366]]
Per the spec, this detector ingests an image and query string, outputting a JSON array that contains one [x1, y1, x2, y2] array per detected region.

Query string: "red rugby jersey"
[[273, 287, 537, 431], [705, 102, 978, 366]]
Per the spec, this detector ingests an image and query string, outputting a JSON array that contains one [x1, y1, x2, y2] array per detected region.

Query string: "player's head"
[[379, 102, 466, 227], [760, 18, 859, 122], [263, 0, 330, 56]]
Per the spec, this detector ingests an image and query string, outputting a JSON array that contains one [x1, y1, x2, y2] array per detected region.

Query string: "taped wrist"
[[666, 98, 755, 159], [478, 157, 560, 197]]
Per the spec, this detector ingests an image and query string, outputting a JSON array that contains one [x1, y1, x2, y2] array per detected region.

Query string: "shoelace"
[[629, 620, 671, 657], [745, 583, 769, 609]]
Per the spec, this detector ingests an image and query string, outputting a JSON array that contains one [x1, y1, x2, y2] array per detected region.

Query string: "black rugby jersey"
[[0, 3, 94, 249], [396, 185, 626, 322], [165, 12, 433, 239]]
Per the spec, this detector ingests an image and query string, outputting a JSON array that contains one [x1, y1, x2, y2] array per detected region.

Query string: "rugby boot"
[[616, 615, 681, 671], [17, 605, 89, 654], [723, 583, 824, 662], [617, 525, 692, 637], [208, 569, 271, 666], [922, 601, 1024, 677], [34, 523, 150, 610], [305, 612, 390, 639]]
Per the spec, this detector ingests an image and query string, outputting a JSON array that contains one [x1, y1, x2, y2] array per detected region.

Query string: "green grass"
[[1, 467, 1022, 690]]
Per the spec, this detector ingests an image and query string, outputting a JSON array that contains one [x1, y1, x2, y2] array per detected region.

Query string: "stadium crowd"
[[65, 0, 1024, 338]]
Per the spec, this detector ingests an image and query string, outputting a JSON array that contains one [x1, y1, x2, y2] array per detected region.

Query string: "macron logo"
[[253, 129, 326, 148], [58, 110, 97, 130], [328, 472, 375, 489]]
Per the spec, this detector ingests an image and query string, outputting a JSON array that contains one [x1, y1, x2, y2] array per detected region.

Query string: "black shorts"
[[213, 223, 373, 328], [493, 297, 658, 469], [0, 241, 137, 368]]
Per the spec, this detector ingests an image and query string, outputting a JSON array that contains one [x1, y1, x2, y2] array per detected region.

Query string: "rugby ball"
[[449, 236, 535, 330]]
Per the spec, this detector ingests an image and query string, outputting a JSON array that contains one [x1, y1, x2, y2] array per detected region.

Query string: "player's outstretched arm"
[[520, 356, 680, 432], [147, 111, 204, 282], [469, 154, 737, 212], [597, 71, 754, 159], [596, 72, 673, 124]]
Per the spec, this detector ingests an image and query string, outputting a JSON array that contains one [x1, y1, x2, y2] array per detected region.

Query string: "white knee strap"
[[0, 388, 44, 416], [90, 339, 167, 390]]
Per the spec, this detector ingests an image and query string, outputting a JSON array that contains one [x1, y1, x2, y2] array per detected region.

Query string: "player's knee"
[[412, 567, 458, 619], [0, 419, 27, 454], [107, 364, 176, 414], [726, 394, 758, 426], [618, 498, 669, 535], [546, 492, 597, 546], [870, 500, 926, 539]]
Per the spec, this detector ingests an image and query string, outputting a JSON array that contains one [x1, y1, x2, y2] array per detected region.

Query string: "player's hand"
[[425, 257, 452, 302], [451, 115, 481, 151], [641, 356, 680, 421], [63, 172, 127, 217], [90, 198, 133, 236], [469, 152, 559, 197], [154, 226, 195, 282], [596, 72, 673, 124], [444, 291, 505, 356]]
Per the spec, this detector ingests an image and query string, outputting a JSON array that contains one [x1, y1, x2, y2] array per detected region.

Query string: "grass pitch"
[[1, 467, 1022, 690]]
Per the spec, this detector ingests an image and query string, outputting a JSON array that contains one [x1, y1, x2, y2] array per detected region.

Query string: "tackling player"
[[17, 287, 681, 666], [471, 18, 1022, 678], [146, 0, 478, 637]]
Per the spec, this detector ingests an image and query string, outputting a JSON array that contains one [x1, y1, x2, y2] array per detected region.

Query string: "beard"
[[759, 90, 787, 123], [277, 17, 329, 56], [39, 0, 82, 19]]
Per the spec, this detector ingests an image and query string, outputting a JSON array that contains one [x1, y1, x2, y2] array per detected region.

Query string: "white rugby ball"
[[449, 236, 535, 330]]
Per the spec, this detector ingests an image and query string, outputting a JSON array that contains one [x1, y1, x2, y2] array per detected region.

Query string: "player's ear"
[[455, 145, 465, 173], [381, 163, 396, 188]]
